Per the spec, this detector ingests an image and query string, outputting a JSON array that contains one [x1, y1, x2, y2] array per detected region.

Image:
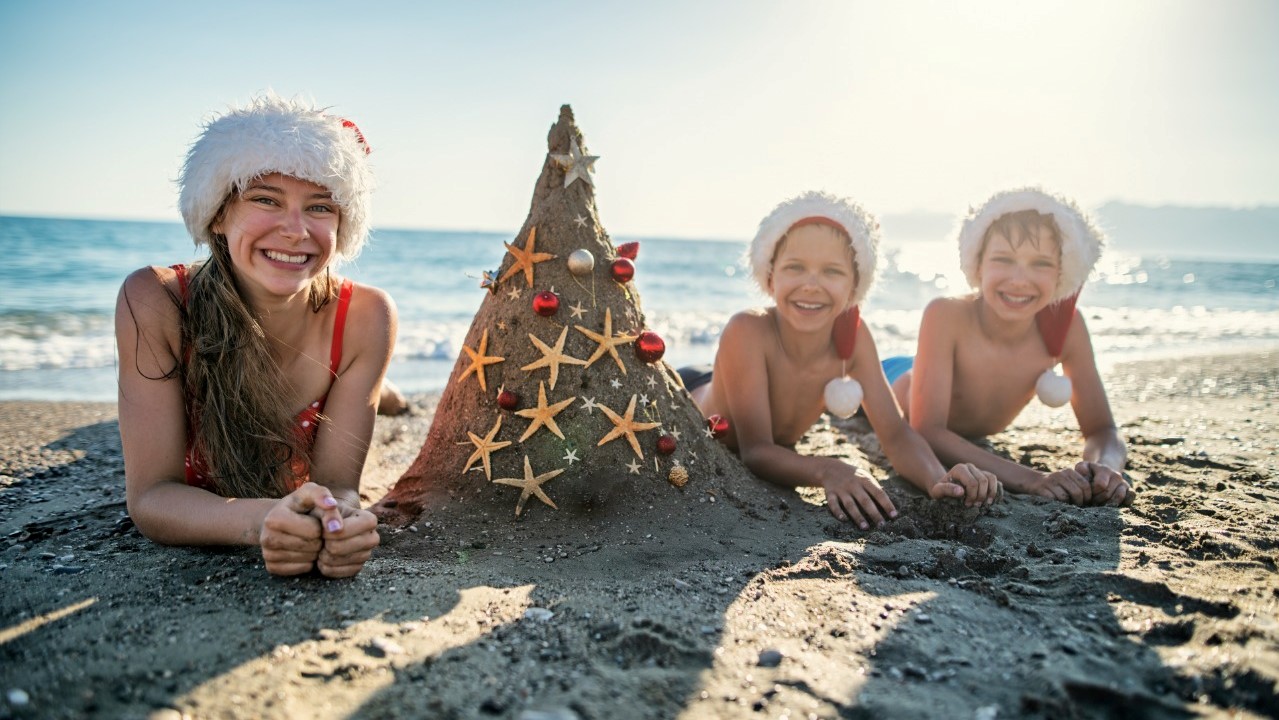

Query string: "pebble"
[[915, 613, 933, 624], [974, 705, 999, 720], [370, 637, 405, 656], [518, 709, 580, 720], [7, 689, 29, 706], [757, 649, 783, 668], [524, 607, 555, 622], [147, 708, 184, 720]]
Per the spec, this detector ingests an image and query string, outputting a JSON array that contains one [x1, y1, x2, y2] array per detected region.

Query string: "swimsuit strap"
[[329, 278, 354, 377]]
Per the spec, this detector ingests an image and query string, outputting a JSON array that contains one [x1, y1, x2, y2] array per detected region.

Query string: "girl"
[[688, 191, 999, 528], [116, 95, 394, 577]]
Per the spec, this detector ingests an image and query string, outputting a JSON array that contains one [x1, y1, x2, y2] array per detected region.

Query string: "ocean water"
[[1, 215, 1277, 402]]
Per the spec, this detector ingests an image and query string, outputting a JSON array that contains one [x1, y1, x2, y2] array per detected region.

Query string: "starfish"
[[573, 214, 589, 228], [515, 381, 576, 442], [563, 448, 580, 466], [507, 286, 521, 300], [493, 455, 564, 518], [521, 326, 587, 390], [576, 308, 636, 374], [639, 393, 650, 406], [626, 458, 642, 475], [610, 378, 623, 390], [458, 416, 511, 481], [703, 426, 716, 439], [569, 301, 587, 319], [581, 397, 599, 414], [645, 375, 658, 388], [457, 328, 504, 392], [669, 428, 682, 441], [597, 395, 662, 459], [500, 226, 555, 287], [550, 138, 599, 188]]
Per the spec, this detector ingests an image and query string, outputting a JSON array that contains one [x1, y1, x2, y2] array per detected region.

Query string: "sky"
[[1, 0, 1277, 240]]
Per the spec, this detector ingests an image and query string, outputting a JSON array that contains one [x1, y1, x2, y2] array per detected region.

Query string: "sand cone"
[[377, 105, 745, 524]]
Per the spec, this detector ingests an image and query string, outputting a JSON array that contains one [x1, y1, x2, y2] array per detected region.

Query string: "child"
[[687, 191, 1000, 528], [115, 95, 395, 576], [892, 188, 1131, 506]]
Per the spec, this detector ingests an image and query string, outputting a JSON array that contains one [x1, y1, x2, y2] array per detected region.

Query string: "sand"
[[1, 350, 1276, 720]]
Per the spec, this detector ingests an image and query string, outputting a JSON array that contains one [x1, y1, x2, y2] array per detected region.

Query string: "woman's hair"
[[180, 217, 337, 498]]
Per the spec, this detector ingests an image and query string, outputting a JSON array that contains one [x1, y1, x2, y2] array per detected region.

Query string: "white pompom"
[[1036, 368, 1072, 407], [824, 377, 863, 418]]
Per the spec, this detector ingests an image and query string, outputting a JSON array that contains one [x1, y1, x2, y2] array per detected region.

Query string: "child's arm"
[[716, 313, 898, 528], [853, 322, 1001, 506], [1061, 313, 1131, 506], [116, 268, 343, 575], [306, 284, 397, 577]]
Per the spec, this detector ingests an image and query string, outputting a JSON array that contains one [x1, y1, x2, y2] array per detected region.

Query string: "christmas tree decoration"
[[707, 414, 730, 439], [610, 257, 635, 283], [668, 465, 689, 487], [533, 290, 560, 317], [617, 241, 640, 260], [634, 331, 666, 364], [377, 106, 747, 524], [458, 328, 505, 393], [567, 249, 595, 275]]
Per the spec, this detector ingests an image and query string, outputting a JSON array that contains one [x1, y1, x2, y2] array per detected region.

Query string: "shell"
[[668, 465, 689, 487]]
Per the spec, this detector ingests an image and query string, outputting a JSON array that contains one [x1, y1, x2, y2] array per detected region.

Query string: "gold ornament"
[[668, 465, 689, 487]]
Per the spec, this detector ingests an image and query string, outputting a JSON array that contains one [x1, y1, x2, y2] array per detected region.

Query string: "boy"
[[893, 188, 1131, 506]]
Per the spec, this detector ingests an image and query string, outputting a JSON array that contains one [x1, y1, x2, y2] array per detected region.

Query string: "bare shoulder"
[[923, 295, 975, 322], [348, 281, 397, 323], [341, 281, 397, 360], [721, 307, 774, 339], [117, 266, 181, 328]]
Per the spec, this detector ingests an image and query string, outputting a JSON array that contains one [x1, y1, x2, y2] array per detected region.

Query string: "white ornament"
[[823, 377, 863, 419], [568, 248, 595, 275], [1035, 368, 1072, 407]]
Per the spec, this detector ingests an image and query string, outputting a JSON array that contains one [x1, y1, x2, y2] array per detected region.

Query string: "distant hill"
[[880, 204, 1278, 261]]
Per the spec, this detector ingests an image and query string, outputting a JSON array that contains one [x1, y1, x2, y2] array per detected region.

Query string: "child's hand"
[[259, 483, 334, 576], [1075, 461, 1133, 507], [930, 463, 1001, 506], [823, 466, 898, 529], [317, 507, 380, 578], [1034, 468, 1095, 505]]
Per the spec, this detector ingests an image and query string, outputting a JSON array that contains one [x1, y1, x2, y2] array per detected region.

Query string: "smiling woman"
[[113, 95, 395, 578]]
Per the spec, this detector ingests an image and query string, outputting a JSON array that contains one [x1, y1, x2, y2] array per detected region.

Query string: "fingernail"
[[326, 519, 342, 532], [860, 522, 869, 530], [321, 497, 337, 508], [889, 511, 899, 518]]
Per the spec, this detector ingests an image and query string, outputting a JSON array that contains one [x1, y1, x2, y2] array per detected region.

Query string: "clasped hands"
[[259, 482, 380, 577]]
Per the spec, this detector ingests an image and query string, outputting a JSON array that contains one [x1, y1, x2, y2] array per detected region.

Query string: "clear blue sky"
[[1, 0, 1276, 239]]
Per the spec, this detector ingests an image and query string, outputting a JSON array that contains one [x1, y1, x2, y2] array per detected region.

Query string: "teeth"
[[795, 302, 824, 310], [265, 249, 308, 264]]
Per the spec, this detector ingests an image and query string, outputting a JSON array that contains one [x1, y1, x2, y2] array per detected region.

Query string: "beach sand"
[[1, 351, 1276, 719]]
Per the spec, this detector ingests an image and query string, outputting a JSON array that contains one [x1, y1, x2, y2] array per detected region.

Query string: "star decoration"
[[581, 397, 599, 414], [507, 286, 522, 300], [521, 326, 587, 390], [480, 269, 498, 294], [573, 214, 589, 228], [689, 450, 698, 464], [563, 448, 580, 466], [670, 428, 682, 441], [459, 416, 511, 481], [569, 301, 587, 319], [639, 393, 650, 406], [575, 308, 636, 374], [494, 455, 564, 518], [458, 328, 505, 392], [703, 426, 716, 439], [550, 138, 599, 188], [597, 395, 662, 459], [515, 381, 576, 442], [645, 375, 658, 388], [626, 458, 642, 475], [610, 378, 623, 390], [500, 227, 555, 287], [497, 321, 508, 331]]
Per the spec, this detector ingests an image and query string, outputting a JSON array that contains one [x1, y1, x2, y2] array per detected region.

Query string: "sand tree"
[[377, 106, 745, 524]]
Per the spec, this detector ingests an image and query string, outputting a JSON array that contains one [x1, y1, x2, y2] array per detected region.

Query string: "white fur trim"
[[748, 191, 880, 308], [956, 188, 1104, 302], [179, 94, 374, 262]]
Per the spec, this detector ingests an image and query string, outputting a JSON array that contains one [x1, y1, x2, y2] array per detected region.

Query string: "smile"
[[263, 249, 309, 265], [998, 292, 1036, 307], [793, 301, 826, 310]]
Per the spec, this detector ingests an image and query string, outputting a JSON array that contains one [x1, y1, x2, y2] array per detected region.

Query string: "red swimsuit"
[[172, 264, 353, 491]]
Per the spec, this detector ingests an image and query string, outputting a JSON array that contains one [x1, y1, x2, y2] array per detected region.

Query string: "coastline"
[[1, 349, 1276, 719]]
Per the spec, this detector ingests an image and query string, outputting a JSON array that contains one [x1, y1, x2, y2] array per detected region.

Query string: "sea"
[[2, 215, 1277, 402]]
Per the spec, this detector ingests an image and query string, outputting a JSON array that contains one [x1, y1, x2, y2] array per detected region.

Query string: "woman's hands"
[[259, 483, 379, 577]]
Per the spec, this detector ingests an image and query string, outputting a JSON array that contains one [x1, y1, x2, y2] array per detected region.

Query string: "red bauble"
[[532, 290, 560, 316], [707, 414, 730, 439], [617, 241, 640, 260], [634, 331, 666, 363], [497, 389, 519, 411], [610, 258, 635, 283], [656, 434, 677, 455]]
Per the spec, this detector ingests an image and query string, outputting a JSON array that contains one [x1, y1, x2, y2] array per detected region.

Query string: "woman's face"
[[212, 173, 340, 301], [767, 224, 857, 333]]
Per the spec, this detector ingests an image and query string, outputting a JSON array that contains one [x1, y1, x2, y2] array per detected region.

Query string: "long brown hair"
[[180, 227, 337, 498]]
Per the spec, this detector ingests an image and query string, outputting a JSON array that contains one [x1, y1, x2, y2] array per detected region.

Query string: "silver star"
[[645, 375, 657, 388], [609, 378, 623, 390], [563, 448, 580, 465], [703, 426, 716, 439], [626, 458, 642, 475], [689, 450, 698, 464], [581, 397, 599, 414], [669, 428, 681, 441], [550, 139, 598, 188], [573, 214, 589, 228], [639, 394, 650, 406], [507, 286, 522, 300], [569, 301, 587, 319]]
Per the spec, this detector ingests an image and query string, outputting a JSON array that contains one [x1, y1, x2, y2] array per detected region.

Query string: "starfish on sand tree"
[[550, 138, 599, 188], [457, 328, 505, 392], [576, 308, 636, 374], [521, 326, 587, 390], [597, 395, 662, 460], [515, 381, 577, 442], [500, 226, 555, 287], [494, 455, 564, 518], [458, 415, 512, 481]]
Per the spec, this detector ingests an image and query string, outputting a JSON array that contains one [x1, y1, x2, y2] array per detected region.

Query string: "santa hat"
[[749, 191, 880, 308], [179, 94, 374, 262], [956, 188, 1104, 303]]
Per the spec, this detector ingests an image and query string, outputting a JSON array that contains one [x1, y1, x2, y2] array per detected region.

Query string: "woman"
[[116, 95, 394, 577]]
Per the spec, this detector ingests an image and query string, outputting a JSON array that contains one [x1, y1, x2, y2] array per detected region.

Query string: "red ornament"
[[610, 258, 635, 283], [617, 241, 640, 260], [656, 434, 677, 455], [497, 389, 519, 411], [707, 414, 729, 439], [532, 290, 560, 316], [634, 331, 666, 363]]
